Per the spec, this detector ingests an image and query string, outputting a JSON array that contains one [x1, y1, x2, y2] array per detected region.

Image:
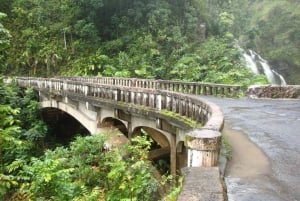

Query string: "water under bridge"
[[16, 77, 300, 200]]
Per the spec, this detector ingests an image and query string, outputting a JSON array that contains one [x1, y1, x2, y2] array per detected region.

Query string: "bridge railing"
[[62, 76, 241, 97], [17, 77, 223, 131]]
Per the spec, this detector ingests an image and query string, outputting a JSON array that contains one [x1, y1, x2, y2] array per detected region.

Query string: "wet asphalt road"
[[199, 96, 300, 201]]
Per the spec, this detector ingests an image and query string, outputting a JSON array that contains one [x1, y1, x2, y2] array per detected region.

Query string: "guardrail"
[[62, 76, 241, 97]]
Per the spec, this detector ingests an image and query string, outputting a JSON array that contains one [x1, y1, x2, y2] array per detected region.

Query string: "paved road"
[[199, 96, 300, 201]]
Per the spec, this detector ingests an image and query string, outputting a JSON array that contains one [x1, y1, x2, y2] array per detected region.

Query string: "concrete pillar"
[[127, 122, 132, 139], [185, 129, 221, 167], [96, 109, 102, 128], [170, 135, 177, 177]]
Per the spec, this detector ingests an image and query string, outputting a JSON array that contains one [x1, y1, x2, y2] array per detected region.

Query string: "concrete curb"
[[177, 167, 225, 201]]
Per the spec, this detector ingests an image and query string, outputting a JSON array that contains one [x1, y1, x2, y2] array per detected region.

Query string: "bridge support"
[[185, 129, 221, 167], [170, 135, 177, 177]]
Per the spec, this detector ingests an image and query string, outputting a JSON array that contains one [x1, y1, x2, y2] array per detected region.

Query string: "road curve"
[[197, 96, 300, 201]]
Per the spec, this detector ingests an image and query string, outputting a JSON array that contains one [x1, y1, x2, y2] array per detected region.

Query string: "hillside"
[[2, 0, 299, 85]]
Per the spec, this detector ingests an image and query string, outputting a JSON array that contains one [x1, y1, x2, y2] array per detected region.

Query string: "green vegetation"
[[221, 135, 232, 160], [0, 78, 48, 199], [160, 109, 202, 128], [0, 79, 178, 200], [20, 135, 162, 201], [0, 12, 10, 71], [0, 0, 271, 87], [237, 0, 300, 84]]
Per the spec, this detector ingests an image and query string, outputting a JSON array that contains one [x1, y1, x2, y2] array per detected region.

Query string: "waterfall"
[[242, 49, 287, 85], [242, 51, 259, 74], [272, 70, 287, 85], [258, 57, 277, 84]]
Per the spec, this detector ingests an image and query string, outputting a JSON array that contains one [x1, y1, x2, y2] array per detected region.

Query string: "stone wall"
[[247, 85, 300, 99]]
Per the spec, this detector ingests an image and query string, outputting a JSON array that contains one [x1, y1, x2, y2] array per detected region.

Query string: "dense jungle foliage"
[[0, 78, 180, 200], [0, 0, 274, 87], [247, 0, 300, 84]]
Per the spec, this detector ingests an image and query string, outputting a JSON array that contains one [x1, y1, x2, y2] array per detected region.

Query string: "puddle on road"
[[223, 126, 271, 178], [221, 126, 290, 201]]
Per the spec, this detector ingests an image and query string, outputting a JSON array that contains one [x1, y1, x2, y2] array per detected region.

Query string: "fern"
[[6, 159, 26, 173]]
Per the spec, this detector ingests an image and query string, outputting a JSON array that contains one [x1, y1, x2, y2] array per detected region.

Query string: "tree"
[[0, 79, 47, 199], [0, 12, 11, 72], [3, 0, 271, 86], [218, 12, 235, 40]]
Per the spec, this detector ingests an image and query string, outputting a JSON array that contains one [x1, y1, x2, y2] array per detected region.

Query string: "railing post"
[[185, 98, 190, 117], [149, 93, 155, 108], [156, 94, 162, 110], [166, 95, 171, 111], [233, 86, 240, 97], [142, 93, 149, 106], [131, 91, 135, 104], [136, 92, 141, 105], [186, 129, 221, 167], [220, 87, 224, 96], [113, 88, 119, 101], [203, 85, 206, 95], [179, 99, 183, 115], [124, 90, 130, 103], [209, 86, 213, 95], [172, 96, 177, 113], [155, 80, 160, 90]]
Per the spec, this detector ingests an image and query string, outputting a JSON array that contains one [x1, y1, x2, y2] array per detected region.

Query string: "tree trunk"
[[64, 31, 67, 49]]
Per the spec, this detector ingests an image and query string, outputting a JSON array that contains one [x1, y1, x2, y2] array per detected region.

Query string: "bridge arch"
[[101, 117, 128, 136], [41, 107, 90, 144], [132, 126, 170, 149], [40, 100, 98, 134], [133, 126, 171, 173]]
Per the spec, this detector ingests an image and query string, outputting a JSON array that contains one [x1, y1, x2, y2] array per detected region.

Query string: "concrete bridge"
[[17, 77, 242, 200]]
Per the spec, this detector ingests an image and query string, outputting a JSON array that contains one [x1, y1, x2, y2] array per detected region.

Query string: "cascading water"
[[242, 49, 287, 85], [257, 55, 277, 84], [272, 70, 287, 85], [242, 51, 259, 74]]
